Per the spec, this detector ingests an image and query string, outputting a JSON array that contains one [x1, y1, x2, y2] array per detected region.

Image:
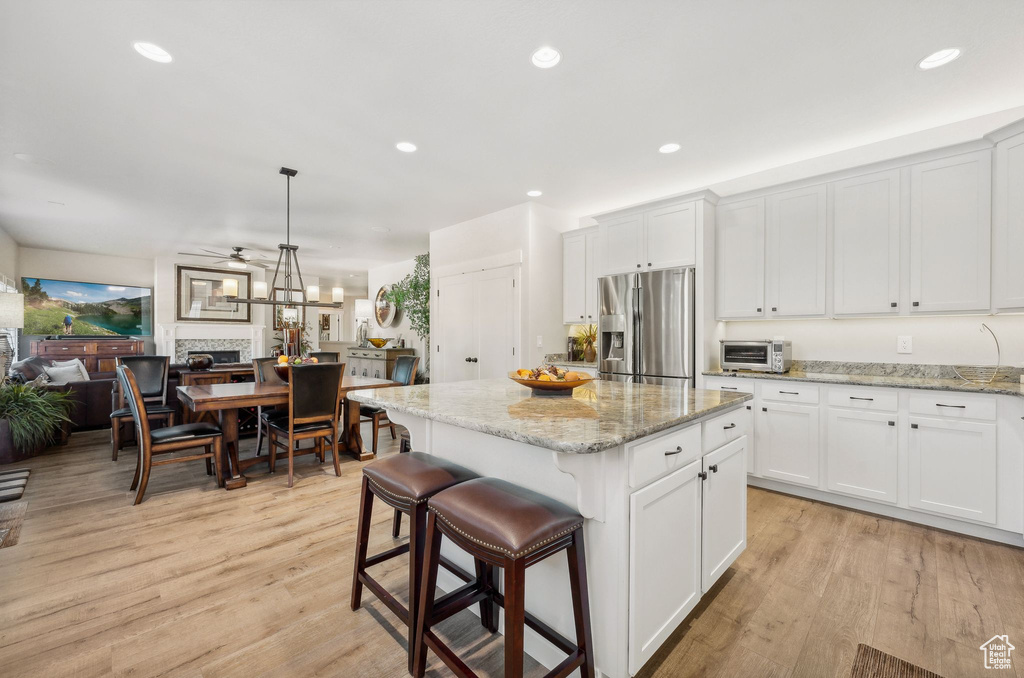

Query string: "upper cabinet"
[[766, 185, 826, 317], [597, 200, 697, 276], [833, 170, 901, 316], [563, 227, 600, 325], [909, 150, 992, 313], [993, 131, 1024, 310], [584, 229, 599, 321], [715, 198, 765, 319]]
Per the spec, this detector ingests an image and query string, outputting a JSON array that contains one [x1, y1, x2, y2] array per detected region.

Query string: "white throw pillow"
[[43, 365, 86, 385], [51, 358, 90, 381]]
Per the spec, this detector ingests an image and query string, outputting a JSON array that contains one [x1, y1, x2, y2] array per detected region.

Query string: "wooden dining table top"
[[176, 375, 397, 412]]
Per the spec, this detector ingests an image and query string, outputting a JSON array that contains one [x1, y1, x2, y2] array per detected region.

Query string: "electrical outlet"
[[897, 336, 913, 354], [536, 335, 543, 348]]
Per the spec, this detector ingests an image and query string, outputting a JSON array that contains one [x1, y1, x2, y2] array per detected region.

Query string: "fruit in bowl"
[[273, 355, 319, 381], [509, 365, 593, 394]]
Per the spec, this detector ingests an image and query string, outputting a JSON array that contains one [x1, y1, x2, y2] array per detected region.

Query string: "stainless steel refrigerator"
[[598, 266, 694, 386]]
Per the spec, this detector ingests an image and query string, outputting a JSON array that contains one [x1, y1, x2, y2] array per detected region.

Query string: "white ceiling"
[[2, 0, 1023, 277]]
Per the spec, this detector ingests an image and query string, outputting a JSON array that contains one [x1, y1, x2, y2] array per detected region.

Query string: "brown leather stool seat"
[[351, 452, 482, 673], [413, 478, 595, 678], [428, 478, 583, 558]]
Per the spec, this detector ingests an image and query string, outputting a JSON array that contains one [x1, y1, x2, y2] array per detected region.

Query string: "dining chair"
[[360, 355, 419, 454], [309, 351, 341, 363], [111, 356, 175, 462], [253, 357, 287, 456], [116, 365, 223, 505], [267, 362, 345, 487]]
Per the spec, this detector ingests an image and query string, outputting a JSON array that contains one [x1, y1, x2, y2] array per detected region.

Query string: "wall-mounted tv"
[[21, 278, 153, 336]]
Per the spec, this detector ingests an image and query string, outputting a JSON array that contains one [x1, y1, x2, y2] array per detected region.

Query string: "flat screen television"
[[21, 277, 153, 337]]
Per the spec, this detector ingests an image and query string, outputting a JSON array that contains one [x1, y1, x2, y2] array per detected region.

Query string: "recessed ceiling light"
[[527, 190, 543, 197], [659, 143, 681, 154], [133, 42, 173, 63], [918, 48, 961, 70], [531, 46, 561, 69], [371, 226, 390, 233], [395, 142, 417, 153]]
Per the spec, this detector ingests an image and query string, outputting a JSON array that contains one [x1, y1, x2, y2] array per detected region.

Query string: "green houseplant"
[[384, 253, 430, 380], [0, 379, 74, 463]]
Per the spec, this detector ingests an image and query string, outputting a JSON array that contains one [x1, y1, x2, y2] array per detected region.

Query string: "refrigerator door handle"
[[634, 285, 642, 377]]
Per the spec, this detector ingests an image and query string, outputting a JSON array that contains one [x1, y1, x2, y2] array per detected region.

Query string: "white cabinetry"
[[628, 459, 702, 675], [909, 150, 992, 313], [909, 416, 997, 524], [757, 401, 819, 487], [993, 131, 1024, 310], [701, 437, 747, 591], [599, 214, 643, 275], [597, 201, 697, 276], [562, 232, 587, 324], [585, 230, 598, 321], [766, 185, 827, 317], [715, 198, 765, 319], [833, 169, 901, 315], [826, 408, 898, 503]]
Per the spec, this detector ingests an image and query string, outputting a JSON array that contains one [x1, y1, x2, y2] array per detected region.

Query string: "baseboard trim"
[[747, 476, 1024, 548]]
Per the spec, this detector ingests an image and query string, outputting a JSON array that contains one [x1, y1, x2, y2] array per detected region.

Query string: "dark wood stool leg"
[[413, 511, 443, 678], [205, 445, 213, 475], [351, 476, 374, 610], [568, 527, 596, 678], [475, 559, 498, 633], [392, 509, 402, 538], [504, 557, 527, 678], [330, 425, 342, 477], [211, 437, 223, 485], [408, 503, 429, 674], [111, 418, 121, 461]]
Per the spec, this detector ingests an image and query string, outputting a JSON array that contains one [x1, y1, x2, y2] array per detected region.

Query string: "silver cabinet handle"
[[936, 403, 966, 409], [849, 396, 874, 401], [664, 446, 683, 456], [723, 423, 736, 430]]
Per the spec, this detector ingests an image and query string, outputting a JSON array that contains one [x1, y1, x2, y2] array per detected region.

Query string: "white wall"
[[527, 203, 575, 364], [0, 224, 18, 283], [367, 257, 425, 362], [720, 315, 1024, 368]]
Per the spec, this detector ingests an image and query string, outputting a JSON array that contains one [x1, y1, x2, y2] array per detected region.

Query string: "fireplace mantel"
[[156, 323, 265, 363]]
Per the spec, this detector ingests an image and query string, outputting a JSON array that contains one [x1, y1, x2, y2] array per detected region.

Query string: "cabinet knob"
[[709, 464, 719, 473], [580, 315, 584, 319], [465, 357, 471, 362], [912, 301, 920, 307], [648, 262, 652, 267], [911, 423, 919, 429], [636, 264, 641, 269], [888, 421, 895, 426], [471, 357, 478, 363], [698, 471, 708, 481], [762, 407, 768, 412], [746, 405, 751, 410], [756, 307, 762, 313], [772, 307, 777, 312], [890, 302, 898, 308]]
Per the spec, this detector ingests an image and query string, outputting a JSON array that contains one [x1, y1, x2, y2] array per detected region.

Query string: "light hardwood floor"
[[1, 429, 1022, 678]]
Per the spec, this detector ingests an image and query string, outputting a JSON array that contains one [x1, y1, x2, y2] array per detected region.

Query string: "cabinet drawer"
[[629, 425, 702, 489], [908, 392, 996, 421], [95, 342, 139, 356], [39, 342, 92, 356], [703, 377, 755, 395], [760, 382, 819, 404], [702, 407, 749, 454], [827, 386, 897, 412]]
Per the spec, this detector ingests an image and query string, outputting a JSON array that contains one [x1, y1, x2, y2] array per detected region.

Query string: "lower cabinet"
[[908, 416, 997, 524], [629, 459, 702, 675], [826, 408, 898, 503], [757, 402, 819, 486], [701, 437, 748, 591], [628, 433, 748, 675]]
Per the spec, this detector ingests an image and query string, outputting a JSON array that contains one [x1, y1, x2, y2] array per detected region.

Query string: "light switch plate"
[[897, 336, 913, 354], [536, 335, 543, 348]]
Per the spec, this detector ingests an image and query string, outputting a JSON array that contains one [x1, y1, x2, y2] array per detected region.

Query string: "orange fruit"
[[537, 374, 552, 381], [277, 355, 289, 364], [311, 357, 319, 363], [516, 369, 531, 378]]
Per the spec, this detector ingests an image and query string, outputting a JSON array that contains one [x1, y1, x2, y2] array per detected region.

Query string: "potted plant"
[[384, 253, 431, 382], [576, 324, 598, 363], [0, 379, 74, 464]]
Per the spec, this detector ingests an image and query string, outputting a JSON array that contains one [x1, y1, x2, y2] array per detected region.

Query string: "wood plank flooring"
[[1, 429, 1022, 677]]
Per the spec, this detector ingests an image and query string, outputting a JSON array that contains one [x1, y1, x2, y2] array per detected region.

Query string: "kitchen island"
[[349, 379, 752, 677]]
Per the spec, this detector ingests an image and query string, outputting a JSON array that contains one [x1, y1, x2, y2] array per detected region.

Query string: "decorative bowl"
[[273, 364, 291, 383], [186, 353, 214, 370], [508, 372, 594, 397], [367, 338, 389, 348]]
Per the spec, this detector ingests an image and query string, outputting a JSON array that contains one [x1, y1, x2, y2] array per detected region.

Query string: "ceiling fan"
[[176, 246, 271, 269]]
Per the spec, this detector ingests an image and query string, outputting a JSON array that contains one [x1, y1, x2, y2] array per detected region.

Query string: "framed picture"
[[272, 288, 305, 330], [175, 265, 251, 323]]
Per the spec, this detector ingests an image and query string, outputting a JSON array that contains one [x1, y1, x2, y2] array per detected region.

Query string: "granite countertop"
[[349, 379, 751, 454], [543, 354, 597, 369], [703, 360, 1024, 398]]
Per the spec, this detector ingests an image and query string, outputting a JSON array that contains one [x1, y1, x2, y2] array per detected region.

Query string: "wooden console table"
[[31, 338, 144, 374]]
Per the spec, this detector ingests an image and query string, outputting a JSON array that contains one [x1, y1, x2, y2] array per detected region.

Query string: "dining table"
[[176, 375, 397, 490]]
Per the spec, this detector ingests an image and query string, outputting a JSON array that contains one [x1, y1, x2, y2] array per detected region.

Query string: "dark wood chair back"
[[116, 365, 152, 444], [253, 357, 285, 385], [309, 351, 341, 363], [391, 355, 420, 386], [289, 363, 345, 424], [116, 356, 170, 404]]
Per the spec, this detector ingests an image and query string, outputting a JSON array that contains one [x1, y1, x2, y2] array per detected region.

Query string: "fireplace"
[[188, 349, 240, 365]]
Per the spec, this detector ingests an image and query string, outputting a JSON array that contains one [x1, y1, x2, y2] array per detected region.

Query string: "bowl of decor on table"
[[273, 355, 319, 382], [509, 365, 594, 396]]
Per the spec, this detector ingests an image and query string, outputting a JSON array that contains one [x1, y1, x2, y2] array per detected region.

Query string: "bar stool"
[[413, 478, 595, 678], [351, 452, 484, 671]]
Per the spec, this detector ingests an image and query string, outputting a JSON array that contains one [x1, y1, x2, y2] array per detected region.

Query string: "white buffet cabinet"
[[705, 375, 1024, 545]]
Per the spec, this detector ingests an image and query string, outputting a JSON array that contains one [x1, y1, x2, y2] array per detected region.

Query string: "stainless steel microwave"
[[720, 340, 792, 373]]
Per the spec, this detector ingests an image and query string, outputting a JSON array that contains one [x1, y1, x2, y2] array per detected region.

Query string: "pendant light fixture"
[[223, 167, 344, 315]]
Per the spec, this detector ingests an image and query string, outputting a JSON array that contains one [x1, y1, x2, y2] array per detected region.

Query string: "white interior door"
[[438, 273, 479, 383], [833, 170, 901, 315], [475, 265, 519, 379]]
